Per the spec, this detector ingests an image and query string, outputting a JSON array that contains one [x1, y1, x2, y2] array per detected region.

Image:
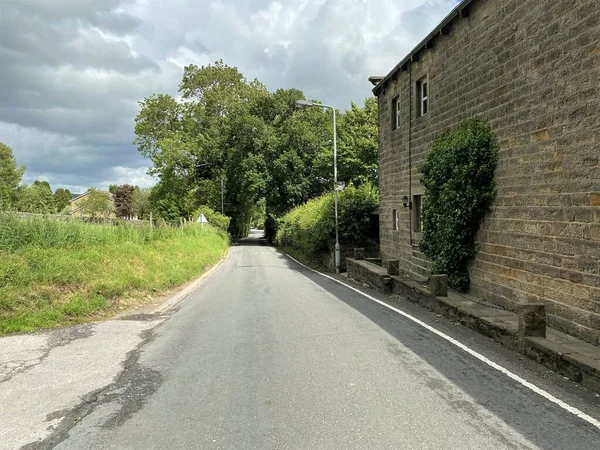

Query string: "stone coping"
[[346, 258, 600, 394]]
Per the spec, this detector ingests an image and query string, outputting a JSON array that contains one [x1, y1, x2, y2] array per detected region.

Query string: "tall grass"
[[0, 213, 229, 334], [0, 213, 182, 251]]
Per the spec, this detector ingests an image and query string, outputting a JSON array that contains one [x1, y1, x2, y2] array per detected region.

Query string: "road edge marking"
[[283, 252, 600, 430]]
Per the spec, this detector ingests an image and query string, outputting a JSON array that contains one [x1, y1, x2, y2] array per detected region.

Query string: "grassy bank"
[[0, 214, 229, 334]]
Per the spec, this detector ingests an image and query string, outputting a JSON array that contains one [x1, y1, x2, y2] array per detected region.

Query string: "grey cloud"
[[9, 0, 140, 35], [0, 5, 156, 73], [0, 0, 457, 191]]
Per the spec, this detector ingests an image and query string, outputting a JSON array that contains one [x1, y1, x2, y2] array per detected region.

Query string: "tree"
[[54, 188, 72, 212], [0, 142, 25, 210], [337, 97, 378, 187], [33, 180, 52, 191], [17, 182, 56, 214], [132, 187, 151, 220], [134, 60, 380, 237], [79, 188, 112, 219], [112, 184, 135, 219]]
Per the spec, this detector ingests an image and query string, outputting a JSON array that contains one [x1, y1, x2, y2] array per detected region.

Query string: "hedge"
[[275, 183, 378, 263], [192, 206, 231, 232]]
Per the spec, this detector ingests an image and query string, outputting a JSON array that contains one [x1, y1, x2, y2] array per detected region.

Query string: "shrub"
[[263, 213, 279, 242], [419, 119, 499, 292], [275, 183, 378, 263], [191, 206, 231, 232]]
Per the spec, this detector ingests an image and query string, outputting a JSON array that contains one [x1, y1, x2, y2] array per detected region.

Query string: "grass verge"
[[0, 213, 229, 334]]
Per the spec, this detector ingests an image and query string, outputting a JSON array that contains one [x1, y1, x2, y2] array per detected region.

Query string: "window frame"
[[416, 76, 429, 117], [391, 96, 400, 130], [392, 209, 399, 231]]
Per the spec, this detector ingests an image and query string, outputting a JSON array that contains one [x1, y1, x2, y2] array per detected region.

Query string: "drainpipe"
[[408, 62, 413, 246]]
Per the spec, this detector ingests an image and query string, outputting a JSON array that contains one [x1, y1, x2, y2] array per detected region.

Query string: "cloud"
[[0, 0, 457, 191]]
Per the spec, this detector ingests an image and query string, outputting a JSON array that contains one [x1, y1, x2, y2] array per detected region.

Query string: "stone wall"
[[328, 241, 379, 272], [375, 0, 600, 343]]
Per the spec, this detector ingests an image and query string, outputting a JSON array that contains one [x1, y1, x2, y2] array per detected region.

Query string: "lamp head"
[[295, 99, 314, 108]]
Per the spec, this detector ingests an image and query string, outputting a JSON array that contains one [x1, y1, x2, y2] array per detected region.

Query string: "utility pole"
[[295, 99, 341, 273]]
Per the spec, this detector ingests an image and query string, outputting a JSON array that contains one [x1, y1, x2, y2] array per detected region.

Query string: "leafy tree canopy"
[[54, 188, 72, 212], [78, 188, 113, 219], [0, 142, 25, 210], [132, 187, 151, 220], [134, 60, 378, 237], [113, 184, 135, 219], [17, 182, 55, 214]]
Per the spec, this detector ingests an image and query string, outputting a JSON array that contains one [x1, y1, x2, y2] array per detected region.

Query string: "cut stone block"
[[518, 303, 547, 339], [430, 275, 448, 297]]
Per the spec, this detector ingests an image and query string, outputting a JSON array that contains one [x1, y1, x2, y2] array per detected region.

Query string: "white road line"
[[285, 253, 600, 430]]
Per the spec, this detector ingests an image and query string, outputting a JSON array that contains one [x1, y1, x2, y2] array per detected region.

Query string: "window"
[[416, 76, 428, 117], [391, 96, 400, 130], [392, 209, 399, 231], [412, 195, 422, 233]]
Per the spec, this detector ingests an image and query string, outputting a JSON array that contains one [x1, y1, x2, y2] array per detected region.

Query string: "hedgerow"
[[275, 183, 378, 264]]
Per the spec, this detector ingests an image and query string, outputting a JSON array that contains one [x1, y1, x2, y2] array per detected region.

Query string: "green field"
[[0, 214, 229, 334]]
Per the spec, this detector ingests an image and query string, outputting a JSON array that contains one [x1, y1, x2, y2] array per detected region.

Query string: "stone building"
[[370, 0, 600, 343]]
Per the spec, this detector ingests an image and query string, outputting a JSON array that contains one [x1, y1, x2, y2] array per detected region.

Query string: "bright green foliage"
[[78, 188, 113, 219], [54, 188, 72, 212], [17, 182, 56, 214], [132, 187, 151, 220], [134, 94, 181, 169], [0, 142, 25, 210], [337, 97, 379, 187], [419, 119, 499, 292], [33, 180, 51, 191], [275, 183, 378, 264], [134, 60, 379, 238], [192, 206, 231, 231], [250, 198, 266, 228], [0, 213, 229, 334]]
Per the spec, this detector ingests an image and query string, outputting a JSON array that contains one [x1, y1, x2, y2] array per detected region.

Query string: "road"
[[32, 231, 600, 449]]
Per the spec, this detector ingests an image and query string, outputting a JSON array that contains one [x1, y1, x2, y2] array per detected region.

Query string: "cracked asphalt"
[[2, 230, 600, 449]]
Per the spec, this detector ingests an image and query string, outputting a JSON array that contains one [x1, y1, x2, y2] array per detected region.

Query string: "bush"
[[419, 119, 499, 292], [275, 183, 378, 263], [263, 213, 279, 242], [191, 206, 231, 232]]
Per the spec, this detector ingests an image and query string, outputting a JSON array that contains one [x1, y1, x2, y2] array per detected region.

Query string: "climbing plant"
[[419, 119, 499, 292]]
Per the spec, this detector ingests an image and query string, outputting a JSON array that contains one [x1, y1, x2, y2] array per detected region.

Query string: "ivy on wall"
[[419, 119, 499, 292]]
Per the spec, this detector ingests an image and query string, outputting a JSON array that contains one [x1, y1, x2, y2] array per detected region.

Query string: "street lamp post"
[[295, 99, 341, 273]]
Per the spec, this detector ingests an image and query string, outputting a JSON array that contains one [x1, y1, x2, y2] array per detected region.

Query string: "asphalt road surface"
[[51, 231, 600, 449]]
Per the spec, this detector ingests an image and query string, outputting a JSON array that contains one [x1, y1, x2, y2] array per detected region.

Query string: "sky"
[[0, 0, 459, 193]]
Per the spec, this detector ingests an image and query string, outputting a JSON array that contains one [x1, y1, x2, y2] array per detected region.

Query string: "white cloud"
[[0, 0, 458, 190]]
